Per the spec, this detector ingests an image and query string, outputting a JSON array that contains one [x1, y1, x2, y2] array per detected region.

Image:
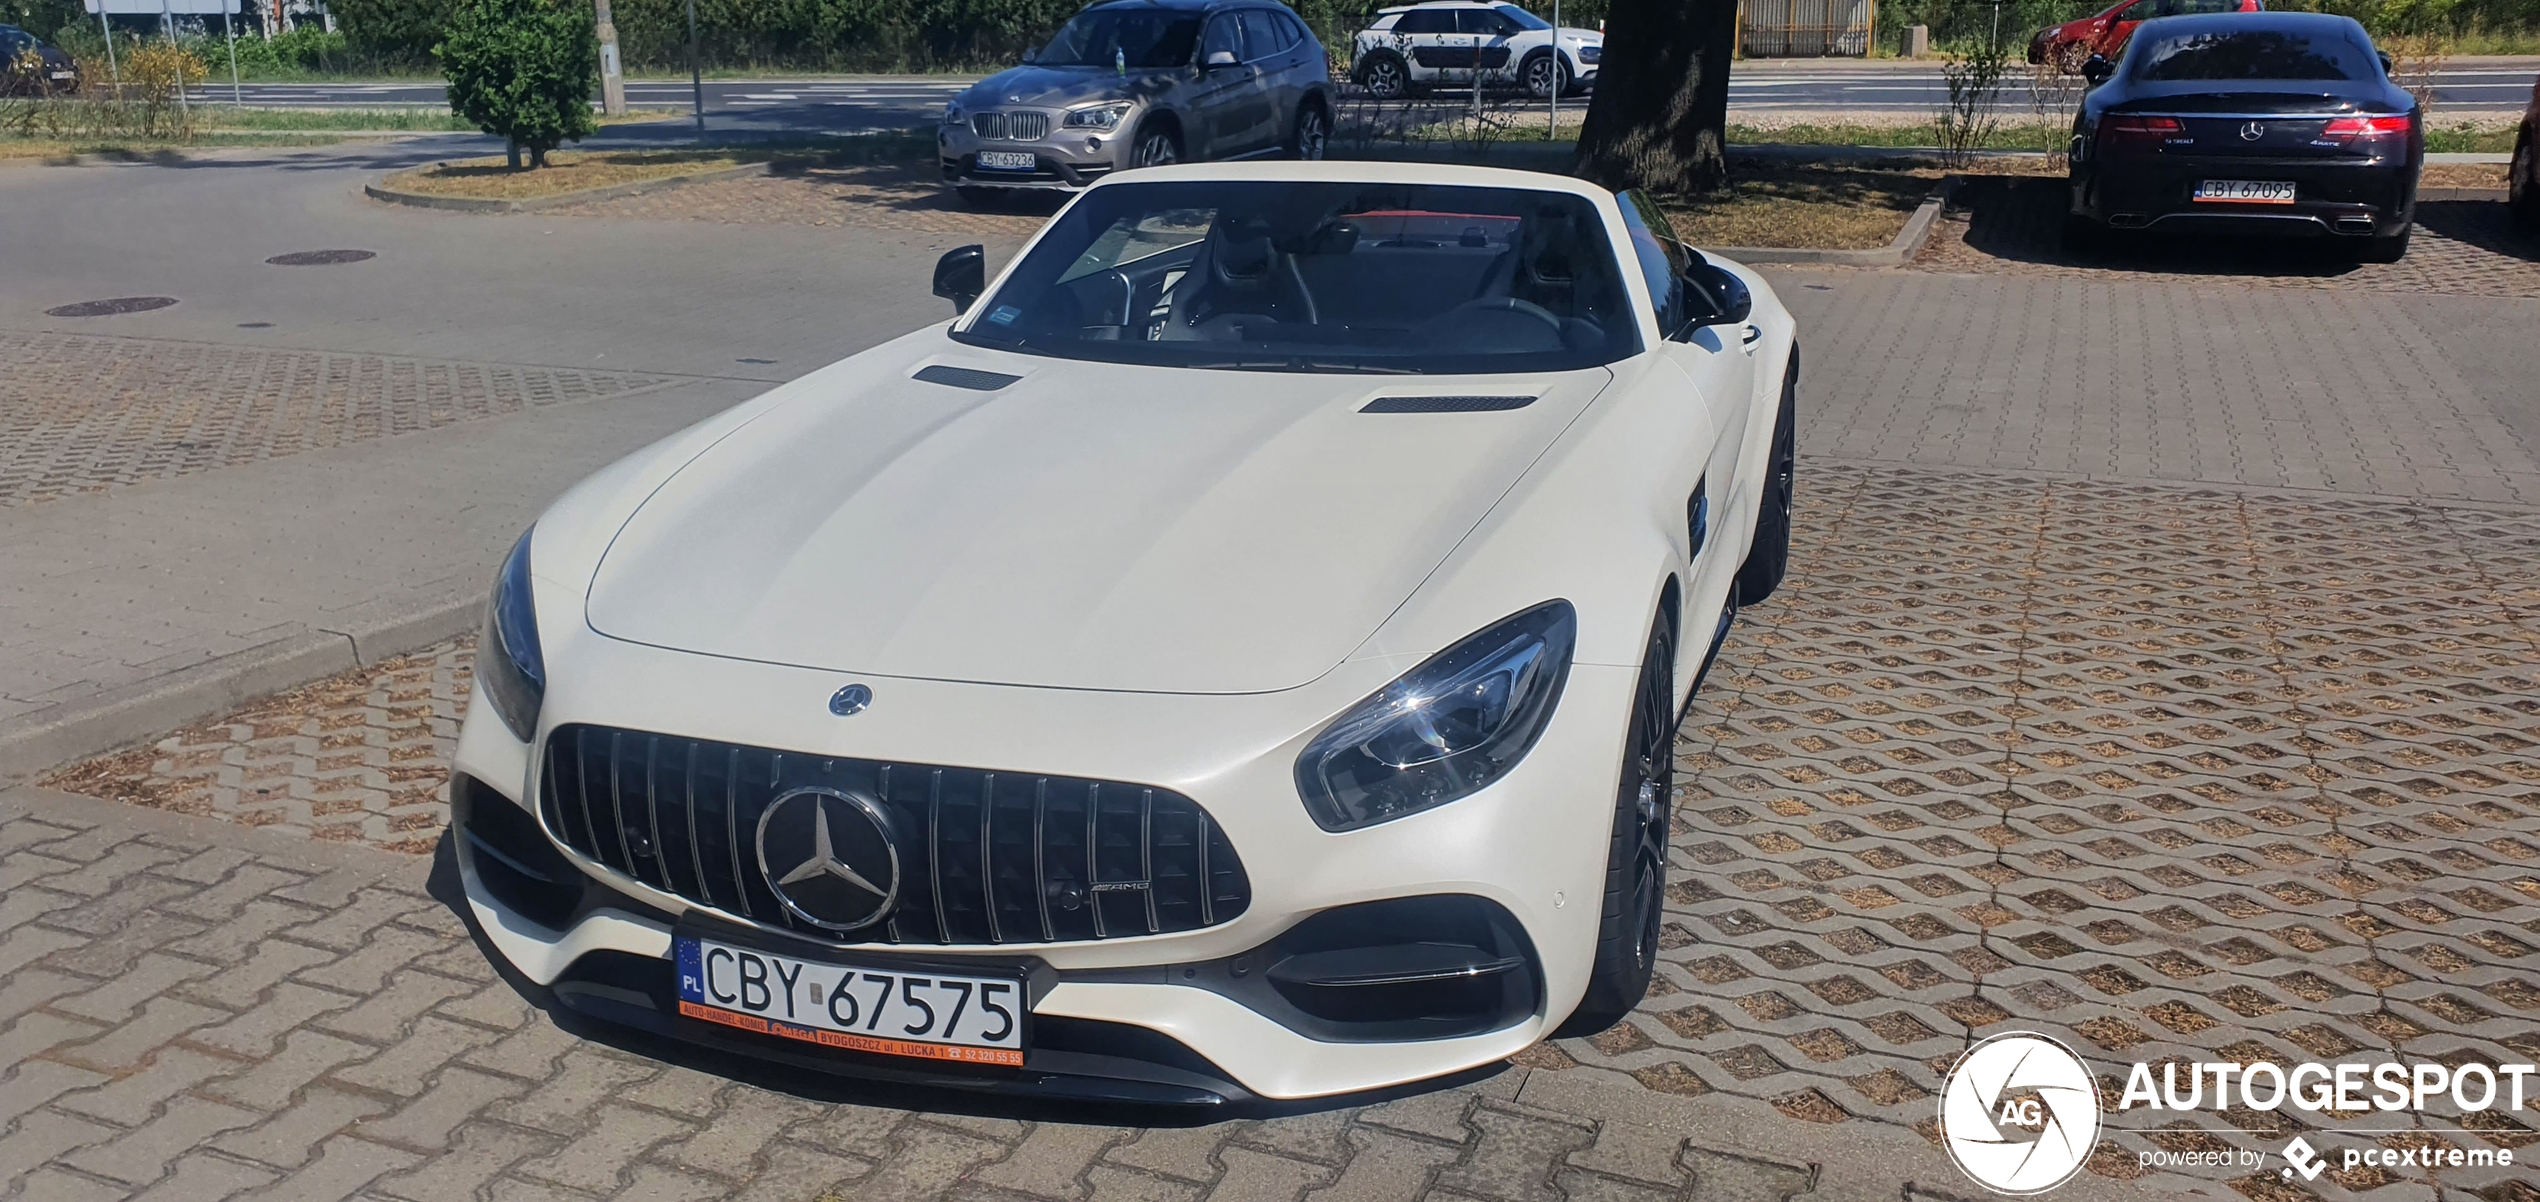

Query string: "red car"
[[2027, 0, 2261, 69]]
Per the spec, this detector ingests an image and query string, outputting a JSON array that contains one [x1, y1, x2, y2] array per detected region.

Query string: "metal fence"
[[1738, 0, 1875, 56]]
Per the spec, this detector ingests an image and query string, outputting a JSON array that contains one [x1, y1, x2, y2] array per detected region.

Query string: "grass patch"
[[1660, 158, 1942, 250], [381, 148, 770, 199], [2424, 124, 2517, 154], [1731, 121, 2071, 152]]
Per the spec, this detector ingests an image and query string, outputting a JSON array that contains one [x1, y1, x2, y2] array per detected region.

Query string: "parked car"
[[0, 24, 80, 96], [2512, 72, 2539, 227], [445, 159, 1801, 1104], [2063, 11, 2421, 262], [938, 0, 1333, 205], [2027, 0, 2259, 70], [1352, 1, 1602, 100]]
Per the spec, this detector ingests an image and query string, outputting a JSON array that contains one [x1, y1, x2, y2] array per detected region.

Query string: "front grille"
[[539, 725, 1251, 946], [971, 110, 1050, 141]]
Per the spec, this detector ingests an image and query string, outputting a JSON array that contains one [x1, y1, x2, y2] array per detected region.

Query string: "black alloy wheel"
[[1733, 352, 1798, 607], [1290, 103, 1330, 160], [1361, 53, 1409, 101], [1553, 612, 1677, 1038], [2511, 132, 2538, 228], [1131, 124, 1181, 169], [1521, 51, 1566, 100]]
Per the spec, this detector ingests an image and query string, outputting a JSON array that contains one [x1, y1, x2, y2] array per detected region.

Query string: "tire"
[[1129, 122, 1181, 170], [1287, 101, 1329, 161], [1733, 354, 1797, 607], [1552, 609, 1676, 1039], [2510, 132, 2538, 229], [1360, 52, 1410, 101], [1520, 50, 1566, 100]]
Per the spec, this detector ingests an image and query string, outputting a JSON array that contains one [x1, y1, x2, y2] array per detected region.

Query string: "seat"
[[1160, 224, 1319, 341]]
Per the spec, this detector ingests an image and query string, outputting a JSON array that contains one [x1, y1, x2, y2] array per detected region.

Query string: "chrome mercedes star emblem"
[[2240, 121, 2265, 141], [754, 786, 900, 930], [829, 683, 872, 716]]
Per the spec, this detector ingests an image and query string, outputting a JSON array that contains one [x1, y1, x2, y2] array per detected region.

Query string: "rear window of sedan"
[[954, 180, 1641, 374], [2132, 28, 2378, 80]]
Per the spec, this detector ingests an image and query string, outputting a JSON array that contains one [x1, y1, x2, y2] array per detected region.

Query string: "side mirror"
[[2081, 54, 2113, 84], [1674, 258, 1752, 339], [933, 244, 985, 314], [2376, 49, 2394, 75], [1204, 49, 1239, 68]]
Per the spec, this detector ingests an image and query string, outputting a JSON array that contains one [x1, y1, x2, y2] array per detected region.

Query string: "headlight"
[[1294, 601, 1576, 832], [943, 100, 963, 125], [1064, 101, 1135, 130], [1577, 44, 1601, 63], [479, 529, 546, 743]]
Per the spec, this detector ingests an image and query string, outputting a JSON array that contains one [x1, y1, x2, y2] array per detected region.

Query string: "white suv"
[[1351, 1, 1602, 100]]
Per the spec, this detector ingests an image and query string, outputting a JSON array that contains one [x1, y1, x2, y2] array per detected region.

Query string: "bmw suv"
[[940, 0, 1335, 204]]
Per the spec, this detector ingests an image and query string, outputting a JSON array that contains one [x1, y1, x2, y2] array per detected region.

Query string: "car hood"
[[585, 355, 1607, 695], [960, 65, 1184, 110]]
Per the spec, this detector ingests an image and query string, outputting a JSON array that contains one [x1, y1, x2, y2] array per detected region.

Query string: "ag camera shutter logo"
[[1939, 1032, 2103, 1194]]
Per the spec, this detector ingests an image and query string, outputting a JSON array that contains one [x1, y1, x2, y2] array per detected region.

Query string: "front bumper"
[[2077, 154, 2417, 237], [939, 121, 1130, 192], [447, 609, 1638, 1101]]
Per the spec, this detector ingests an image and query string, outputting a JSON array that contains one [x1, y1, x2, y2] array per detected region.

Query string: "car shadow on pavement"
[[423, 832, 1501, 1127], [2413, 197, 2540, 263]]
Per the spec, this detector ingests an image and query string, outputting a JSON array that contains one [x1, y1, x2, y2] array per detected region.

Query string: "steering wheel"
[[1435, 296, 1563, 331]]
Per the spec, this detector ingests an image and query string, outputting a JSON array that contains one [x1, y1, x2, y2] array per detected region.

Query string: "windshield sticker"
[[986, 305, 1022, 325]]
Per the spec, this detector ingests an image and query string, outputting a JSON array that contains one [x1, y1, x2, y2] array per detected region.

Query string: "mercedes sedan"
[[447, 162, 1799, 1104], [2064, 11, 2422, 261]]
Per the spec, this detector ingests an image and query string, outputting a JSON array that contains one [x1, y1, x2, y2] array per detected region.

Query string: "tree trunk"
[[506, 137, 521, 170], [530, 145, 550, 169], [1572, 0, 1740, 195]]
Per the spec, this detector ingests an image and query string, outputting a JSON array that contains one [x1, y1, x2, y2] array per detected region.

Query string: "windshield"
[[2132, 28, 2375, 80], [1496, 4, 1553, 30], [1034, 10, 1204, 68], [954, 181, 1640, 374]]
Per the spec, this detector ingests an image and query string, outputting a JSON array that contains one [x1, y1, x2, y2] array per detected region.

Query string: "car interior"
[[963, 183, 1639, 370]]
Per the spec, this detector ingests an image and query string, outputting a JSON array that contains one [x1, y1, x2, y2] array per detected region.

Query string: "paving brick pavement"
[[1917, 175, 2540, 299], [0, 332, 676, 507], [30, 459, 2540, 1200]]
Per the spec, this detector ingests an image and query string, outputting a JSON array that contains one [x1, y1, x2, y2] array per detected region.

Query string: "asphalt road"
[[204, 59, 2538, 127]]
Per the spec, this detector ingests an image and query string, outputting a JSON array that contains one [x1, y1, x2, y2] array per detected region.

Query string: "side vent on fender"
[[1360, 395, 1536, 414], [914, 364, 1021, 391]]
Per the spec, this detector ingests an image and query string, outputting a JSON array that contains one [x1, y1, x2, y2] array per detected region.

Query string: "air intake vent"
[[1361, 395, 1537, 414], [914, 365, 1020, 391], [539, 725, 1252, 947]]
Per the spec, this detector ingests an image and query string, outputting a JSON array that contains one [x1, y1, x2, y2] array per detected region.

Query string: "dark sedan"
[[0, 24, 79, 97], [2064, 11, 2421, 262]]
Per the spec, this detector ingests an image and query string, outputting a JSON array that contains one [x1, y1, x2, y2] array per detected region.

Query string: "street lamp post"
[[685, 0, 704, 134], [592, 0, 626, 116]]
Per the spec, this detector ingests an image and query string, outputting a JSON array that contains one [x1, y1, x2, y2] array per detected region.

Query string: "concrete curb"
[[0, 596, 480, 784], [365, 158, 773, 213], [1713, 174, 1956, 267], [2421, 186, 2510, 201]]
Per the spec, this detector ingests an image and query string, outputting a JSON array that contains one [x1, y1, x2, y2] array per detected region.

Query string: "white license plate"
[[674, 936, 1025, 1066], [975, 151, 1035, 171], [2195, 179, 2296, 204], [51, 71, 75, 79]]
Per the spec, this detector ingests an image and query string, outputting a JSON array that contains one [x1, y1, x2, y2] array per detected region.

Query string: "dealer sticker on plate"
[[2195, 179, 2296, 204], [674, 936, 1025, 1066], [975, 151, 1036, 171]]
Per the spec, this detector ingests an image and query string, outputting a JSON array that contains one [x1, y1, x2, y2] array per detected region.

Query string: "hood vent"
[[1361, 394, 1537, 414], [914, 364, 1021, 391]]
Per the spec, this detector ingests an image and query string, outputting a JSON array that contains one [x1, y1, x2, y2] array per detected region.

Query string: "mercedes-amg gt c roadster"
[[449, 160, 1801, 1105]]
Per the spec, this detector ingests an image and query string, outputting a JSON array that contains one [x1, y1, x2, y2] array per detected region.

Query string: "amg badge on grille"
[[755, 786, 901, 930]]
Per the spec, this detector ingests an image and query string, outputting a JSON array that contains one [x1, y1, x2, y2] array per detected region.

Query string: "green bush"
[[336, 0, 459, 63], [439, 0, 596, 165]]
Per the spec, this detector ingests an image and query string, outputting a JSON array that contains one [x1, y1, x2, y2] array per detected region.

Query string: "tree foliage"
[[333, 0, 461, 62], [438, 0, 596, 166]]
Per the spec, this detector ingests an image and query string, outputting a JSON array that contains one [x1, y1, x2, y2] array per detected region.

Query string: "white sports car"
[[449, 160, 1799, 1105]]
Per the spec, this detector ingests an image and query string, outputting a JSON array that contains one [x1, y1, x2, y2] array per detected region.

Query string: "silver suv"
[[939, 0, 1335, 204]]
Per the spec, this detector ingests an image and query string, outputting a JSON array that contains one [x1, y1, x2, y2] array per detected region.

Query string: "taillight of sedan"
[[2319, 113, 2411, 146], [2099, 114, 2183, 154]]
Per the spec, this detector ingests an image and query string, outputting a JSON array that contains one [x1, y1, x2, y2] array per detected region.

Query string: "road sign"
[[85, 0, 241, 12]]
